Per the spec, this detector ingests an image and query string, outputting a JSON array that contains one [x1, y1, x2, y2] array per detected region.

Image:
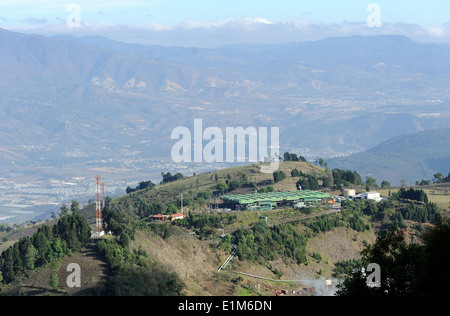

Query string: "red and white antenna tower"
[[101, 181, 107, 210], [94, 175, 103, 234]]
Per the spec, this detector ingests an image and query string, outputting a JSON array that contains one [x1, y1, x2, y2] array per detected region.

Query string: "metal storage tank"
[[343, 189, 356, 198]]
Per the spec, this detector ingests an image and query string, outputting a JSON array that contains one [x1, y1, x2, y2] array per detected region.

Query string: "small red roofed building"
[[171, 213, 187, 221], [152, 214, 165, 222]]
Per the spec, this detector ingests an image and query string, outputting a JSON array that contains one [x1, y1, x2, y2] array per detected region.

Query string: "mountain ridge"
[[1, 29, 450, 184], [327, 128, 450, 185]]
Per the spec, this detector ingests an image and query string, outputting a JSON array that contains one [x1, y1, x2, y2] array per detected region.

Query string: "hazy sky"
[[1, 0, 449, 46]]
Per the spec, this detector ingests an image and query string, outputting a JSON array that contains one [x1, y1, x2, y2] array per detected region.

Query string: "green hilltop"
[[107, 161, 328, 216]]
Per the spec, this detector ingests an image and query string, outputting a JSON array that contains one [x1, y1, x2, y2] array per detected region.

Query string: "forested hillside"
[[0, 204, 91, 287], [328, 129, 450, 185], [1, 161, 449, 296]]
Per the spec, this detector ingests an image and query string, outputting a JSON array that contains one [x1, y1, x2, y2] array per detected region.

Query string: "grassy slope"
[[109, 161, 327, 213]]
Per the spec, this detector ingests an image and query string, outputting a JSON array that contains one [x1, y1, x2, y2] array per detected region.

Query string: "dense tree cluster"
[[259, 186, 275, 194], [303, 214, 344, 234], [398, 201, 441, 224], [358, 193, 441, 230], [0, 210, 91, 285], [340, 203, 372, 232], [216, 182, 229, 194], [333, 259, 363, 278], [283, 152, 307, 162], [296, 175, 320, 190], [188, 213, 230, 230], [292, 169, 330, 190], [393, 187, 429, 203], [228, 180, 243, 191], [233, 222, 308, 265], [416, 179, 431, 186], [102, 206, 138, 249], [273, 170, 287, 183], [126, 181, 156, 194], [215, 172, 256, 194], [291, 169, 306, 178], [332, 169, 363, 188], [303, 205, 371, 234], [136, 200, 164, 218], [380, 180, 391, 189], [432, 172, 450, 183], [160, 172, 185, 185], [0, 224, 13, 234]]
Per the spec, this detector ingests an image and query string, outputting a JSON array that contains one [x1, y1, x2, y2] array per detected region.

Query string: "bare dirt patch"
[[307, 227, 376, 264], [132, 228, 236, 296]]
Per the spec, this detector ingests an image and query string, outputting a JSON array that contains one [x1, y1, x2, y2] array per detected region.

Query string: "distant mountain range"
[[327, 128, 450, 185], [1, 28, 450, 182]]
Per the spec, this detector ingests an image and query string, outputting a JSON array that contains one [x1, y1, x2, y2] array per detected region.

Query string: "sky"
[[0, 0, 449, 47]]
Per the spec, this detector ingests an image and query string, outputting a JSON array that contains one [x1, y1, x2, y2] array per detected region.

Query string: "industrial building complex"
[[221, 190, 332, 211]]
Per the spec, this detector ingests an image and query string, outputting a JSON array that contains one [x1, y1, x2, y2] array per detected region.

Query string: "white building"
[[361, 192, 382, 202], [171, 213, 187, 221]]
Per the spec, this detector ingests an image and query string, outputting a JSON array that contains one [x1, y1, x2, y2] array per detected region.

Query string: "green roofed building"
[[221, 190, 331, 211]]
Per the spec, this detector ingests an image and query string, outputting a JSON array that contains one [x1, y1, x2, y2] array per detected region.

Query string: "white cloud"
[[243, 17, 274, 25], [3, 18, 450, 47], [140, 22, 172, 31], [179, 19, 233, 30], [425, 26, 447, 38], [22, 16, 48, 25]]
